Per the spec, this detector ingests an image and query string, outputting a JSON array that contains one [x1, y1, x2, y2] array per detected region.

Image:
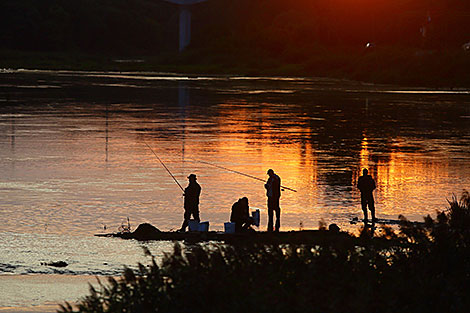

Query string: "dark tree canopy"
[[1, 0, 469, 55]]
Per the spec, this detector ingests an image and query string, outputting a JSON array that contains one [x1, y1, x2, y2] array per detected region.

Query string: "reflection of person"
[[357, 168, 376, 223], [230, 197, 253, 232], [179, 174, 201, 232], [265, 169, 281, 232]]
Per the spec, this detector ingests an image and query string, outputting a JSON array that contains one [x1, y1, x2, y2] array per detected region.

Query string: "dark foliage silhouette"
[[59, 192, 470, 313]]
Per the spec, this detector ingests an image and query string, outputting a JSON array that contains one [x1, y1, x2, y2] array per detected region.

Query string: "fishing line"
[[186, 158, 297, 192], [144, 142, 296, 192], [144, 142, 185, 193]]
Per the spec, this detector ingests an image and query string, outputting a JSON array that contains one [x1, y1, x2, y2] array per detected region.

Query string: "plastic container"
[[188, 220, 200, 232], [252, 209, 260, 227], [198, 221, 209, 232], [224, 222, 236, 234]]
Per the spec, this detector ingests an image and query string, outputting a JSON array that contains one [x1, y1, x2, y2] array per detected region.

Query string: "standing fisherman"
[[357, 168, 376, 223], [265, 169, 281, 232], [178, 174, 201, 232]]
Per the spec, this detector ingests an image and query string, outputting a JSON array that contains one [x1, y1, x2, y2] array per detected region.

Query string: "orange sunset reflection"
[[355, 134, 458, 221], [174, 103, 320, 229], [1, 74, 469, 235]]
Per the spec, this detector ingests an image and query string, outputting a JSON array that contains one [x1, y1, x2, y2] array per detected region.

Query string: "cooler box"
[[224, 222, 236, 234], [188, 220, 200, 232], [198, 221, 209, 232], [252, 209, 260, 227]]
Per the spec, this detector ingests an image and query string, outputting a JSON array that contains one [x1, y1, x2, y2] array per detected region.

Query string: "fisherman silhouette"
[[178, 173, 201, 232], [265, 169, 281, 232], [230, 197, 254, 232], [357, 168, 376, 223]]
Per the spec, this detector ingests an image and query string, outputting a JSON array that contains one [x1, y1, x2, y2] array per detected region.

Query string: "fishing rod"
[[144, 142, 185, 193], [188, 158, 297, 192]]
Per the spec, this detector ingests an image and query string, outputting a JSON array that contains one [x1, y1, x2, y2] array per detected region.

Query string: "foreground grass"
[[59, 191, 470, 313]]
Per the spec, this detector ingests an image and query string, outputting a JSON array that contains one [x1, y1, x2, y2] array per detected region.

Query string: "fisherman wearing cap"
[[179, 173, 201, 232], [265, 169, 281, 232]]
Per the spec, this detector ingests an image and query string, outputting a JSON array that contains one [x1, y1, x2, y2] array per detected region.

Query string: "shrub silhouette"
[[60, 191, 470, 313]]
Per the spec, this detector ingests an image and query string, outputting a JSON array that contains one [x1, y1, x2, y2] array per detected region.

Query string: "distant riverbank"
[[1, 47, 469, 88]]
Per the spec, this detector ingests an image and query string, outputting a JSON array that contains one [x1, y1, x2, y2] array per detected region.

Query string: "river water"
[[0, 69, 469, 308]]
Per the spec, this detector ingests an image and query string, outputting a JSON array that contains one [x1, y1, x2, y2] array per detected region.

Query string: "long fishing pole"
[[144, 142, 185, 193], [188, 158, 297, 192]]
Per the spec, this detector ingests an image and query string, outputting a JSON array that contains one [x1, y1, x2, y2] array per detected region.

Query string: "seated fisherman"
[[230, 197, 254, 232]]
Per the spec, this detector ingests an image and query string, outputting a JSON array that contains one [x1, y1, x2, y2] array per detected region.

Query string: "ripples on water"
[[0, 230, 175, 307], [0, 232, 173, 276], [0, 69, 469, 276]]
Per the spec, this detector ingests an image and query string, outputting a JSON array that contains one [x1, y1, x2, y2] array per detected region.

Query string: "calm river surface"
[[0, 69, 469, 307]]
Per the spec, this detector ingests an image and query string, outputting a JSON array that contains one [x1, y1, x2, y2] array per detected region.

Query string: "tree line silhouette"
[[1, 0, 469, 54], [1, 0, 469, 85]]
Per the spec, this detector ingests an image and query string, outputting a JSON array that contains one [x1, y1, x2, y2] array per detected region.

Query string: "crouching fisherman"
[[178, 174, 201, 232], [230, 197, 254, 232]]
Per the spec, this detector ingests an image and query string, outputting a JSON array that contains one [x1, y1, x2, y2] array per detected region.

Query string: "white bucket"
[[224, 222, 236, 234], [188, 220, 200, 232], [198, 221, 209, 232], [252, 209, 260, 227]]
